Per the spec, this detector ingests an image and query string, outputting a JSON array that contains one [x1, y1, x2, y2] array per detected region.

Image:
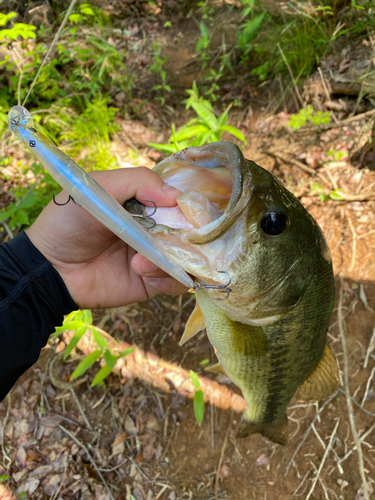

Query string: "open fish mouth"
[[147, 142, 251, 246]]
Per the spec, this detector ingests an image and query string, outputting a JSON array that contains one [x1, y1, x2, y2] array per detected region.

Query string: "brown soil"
[[2, 3, 375, 500]]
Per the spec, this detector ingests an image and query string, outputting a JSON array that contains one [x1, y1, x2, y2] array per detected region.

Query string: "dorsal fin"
[[179, 302, 205, 346], [295, 344, 339, 402]]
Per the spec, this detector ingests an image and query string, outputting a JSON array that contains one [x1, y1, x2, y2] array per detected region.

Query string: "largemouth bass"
[[127, 141, 338, 445]]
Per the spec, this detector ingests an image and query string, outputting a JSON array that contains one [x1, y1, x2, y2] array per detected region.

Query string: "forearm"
[[0, 231, 77, 400]]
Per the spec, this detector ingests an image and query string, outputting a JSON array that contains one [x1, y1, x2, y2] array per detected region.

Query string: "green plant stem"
[[23, 0, 79, 106]]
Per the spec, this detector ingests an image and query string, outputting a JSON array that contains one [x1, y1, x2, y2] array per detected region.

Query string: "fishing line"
[[22, 0, 79, 107]]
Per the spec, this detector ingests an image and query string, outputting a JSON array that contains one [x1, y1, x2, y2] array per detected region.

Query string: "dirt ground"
[[1, 3, 375, 500]]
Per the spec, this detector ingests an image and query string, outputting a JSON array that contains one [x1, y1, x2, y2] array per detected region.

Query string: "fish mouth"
[[150, 142, 251, 245]]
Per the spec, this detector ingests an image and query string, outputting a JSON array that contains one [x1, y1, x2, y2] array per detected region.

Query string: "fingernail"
[[141, 259, 158, 274], [144, 277, 161, 286], [162, 184, 182, 196]]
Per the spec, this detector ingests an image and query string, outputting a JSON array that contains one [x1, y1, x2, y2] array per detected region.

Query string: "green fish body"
[[128, 141, 338, 444]]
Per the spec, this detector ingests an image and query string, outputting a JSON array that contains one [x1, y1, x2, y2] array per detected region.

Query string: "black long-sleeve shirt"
[[0, 232, 77, 400]]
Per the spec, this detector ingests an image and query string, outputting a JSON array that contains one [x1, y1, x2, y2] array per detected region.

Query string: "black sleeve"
[[0, 231, 77, 400]]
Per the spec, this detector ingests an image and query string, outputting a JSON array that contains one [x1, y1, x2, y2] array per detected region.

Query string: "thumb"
[[90, 167, 182, 207]]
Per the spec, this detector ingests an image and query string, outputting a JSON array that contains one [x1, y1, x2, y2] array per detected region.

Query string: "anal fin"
[[295, 344, 339, 402], [179, 302, 205, 346], [236, 415, 288, 446]]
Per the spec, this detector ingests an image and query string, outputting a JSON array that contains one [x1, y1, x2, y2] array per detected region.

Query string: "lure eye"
[[260, 211, 288, 236]]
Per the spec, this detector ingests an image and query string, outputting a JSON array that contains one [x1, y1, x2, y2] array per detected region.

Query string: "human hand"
[[26, 167, 187, 308]]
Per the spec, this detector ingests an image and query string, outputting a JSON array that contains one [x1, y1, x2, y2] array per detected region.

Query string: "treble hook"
[[130, 199, 157, 228], [52, 193, 81, 207], [193, 271, 232, 300]]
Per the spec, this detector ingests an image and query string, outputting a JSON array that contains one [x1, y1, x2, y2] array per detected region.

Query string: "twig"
[[23, 0, 79, 106], [59, 425, 115, 500], [345, 209, 357, 273], [363, 322, 375, 368], [305, 419, 340, 500], [160, 424, 175, 461], [277, 43, 304, 108], [284, 391, 338, 476], [338, 388, 375, 418], [49, 353, 93, 431], [215, 413, 233, 500], [262, 149, 317, 176], [338, 277, 369, 500], [361, 366, 375, 406], [50, 468, 67, 500]]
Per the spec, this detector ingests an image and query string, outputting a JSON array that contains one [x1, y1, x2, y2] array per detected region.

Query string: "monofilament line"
[[22, 0, 79, 107]]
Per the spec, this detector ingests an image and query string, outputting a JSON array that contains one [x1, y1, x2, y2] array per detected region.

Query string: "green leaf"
[[64, 326, 87, 359], [193, 389, 204, 426], [217, 105, 231, 128], [329, 189, 344, 201], [83, 309, 93, 324], [190, 370, 200, 389], [69, 13, 81, 23], [56, 320, 85, 332], [91, 363, 113, 386], [173, 124, 208, 141], [191, 102, 218, 131], [18, 194, 40, 209], [219, 124, 247, 143], [147, 142, 179, 153], [200, 21, 209, 39], [119, 347, 135, 357], [92, 328, 108, 350], [70, 350, 102, 381], [17, 209, 29, 225], [103, 349, 116, 368], [0, 474, 9, 483]]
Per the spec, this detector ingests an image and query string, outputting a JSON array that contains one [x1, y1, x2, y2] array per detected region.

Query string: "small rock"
[[256, 453, 269, 466]]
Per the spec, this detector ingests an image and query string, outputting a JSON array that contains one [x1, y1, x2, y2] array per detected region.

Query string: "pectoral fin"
[[236, 415, 288, 446], [295, 344, 339, 402], [179, 303, 206, 346], [205, 362, 226, 375]]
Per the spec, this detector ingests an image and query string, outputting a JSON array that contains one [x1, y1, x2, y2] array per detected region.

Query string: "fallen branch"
[[78, 340, 246, 414]]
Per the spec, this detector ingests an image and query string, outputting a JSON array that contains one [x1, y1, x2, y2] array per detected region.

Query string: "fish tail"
[[236, 415, 288, 445]]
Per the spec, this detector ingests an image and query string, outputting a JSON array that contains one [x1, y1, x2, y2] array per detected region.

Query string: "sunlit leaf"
[[64, 326, 88, 359], [70, 350, 102, 381], [220, 124, 247, 143], [193, 389, 204, 426], [91, 363, 113, 386], [119, 347, 135, 358], [190, 370, 200, 389], [92, 328, 108, 349]]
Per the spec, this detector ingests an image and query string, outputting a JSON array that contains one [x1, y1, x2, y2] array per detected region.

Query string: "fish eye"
[[260, 211, 288, 236]]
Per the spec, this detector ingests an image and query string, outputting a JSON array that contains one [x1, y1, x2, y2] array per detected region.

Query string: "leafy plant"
[[52, 98, 120, 170], [52, 310, 134, 387], [190, 370, 205, 426], [195, 21, 210, 70], [288, 105, 331, 130], [310, 182, 344, 202], [150, 42, 171, 105], [0, 161, 59, 232], [0, 12, 36, 42], [149, 83, 246, 153], [237, 1, 266, 61]]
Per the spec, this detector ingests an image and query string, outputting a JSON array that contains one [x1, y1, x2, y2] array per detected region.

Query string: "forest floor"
[[1, 2, 375, 500]]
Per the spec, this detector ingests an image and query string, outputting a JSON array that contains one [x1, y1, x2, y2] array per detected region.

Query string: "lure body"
[[8, 105, 194, 289]]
